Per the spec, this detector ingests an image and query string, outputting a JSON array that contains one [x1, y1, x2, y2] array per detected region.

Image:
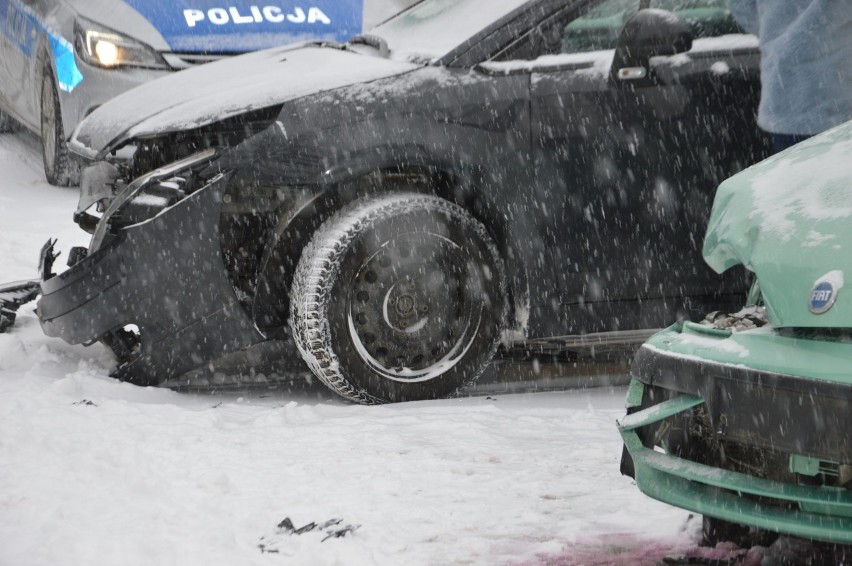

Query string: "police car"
[[0, 0, 414, 185]]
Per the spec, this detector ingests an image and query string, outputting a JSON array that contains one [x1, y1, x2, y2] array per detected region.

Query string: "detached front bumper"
[[37, 173, 266, 385], [619, 323, 852, 544]]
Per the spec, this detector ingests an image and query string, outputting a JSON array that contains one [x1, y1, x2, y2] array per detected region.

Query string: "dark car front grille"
[[174, 52, 232, 64], [163, 52, 240, 70]]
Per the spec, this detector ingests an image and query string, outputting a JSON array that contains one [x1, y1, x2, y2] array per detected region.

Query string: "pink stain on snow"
[[515, 533, 754, 566]]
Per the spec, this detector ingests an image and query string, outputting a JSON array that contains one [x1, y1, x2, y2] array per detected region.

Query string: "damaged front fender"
[[37, 173, 265, 385]]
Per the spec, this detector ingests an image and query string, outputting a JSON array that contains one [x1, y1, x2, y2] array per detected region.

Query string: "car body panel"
[[525, 36, 761, 329], [704, 120, 852, 328]]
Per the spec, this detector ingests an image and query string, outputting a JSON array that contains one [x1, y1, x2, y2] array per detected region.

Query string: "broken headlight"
[[83, 149, 219, 252]]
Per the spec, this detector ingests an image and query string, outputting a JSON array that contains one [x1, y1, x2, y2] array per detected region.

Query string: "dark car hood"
[[69, 44, 418, 158]]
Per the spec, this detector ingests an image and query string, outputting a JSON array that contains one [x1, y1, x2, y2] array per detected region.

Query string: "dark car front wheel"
[[289, 193, 507, 404], [40, 66, 78, 186]]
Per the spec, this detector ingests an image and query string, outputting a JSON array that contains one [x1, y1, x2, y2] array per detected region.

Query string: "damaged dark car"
[[37, 0, 769, 403]]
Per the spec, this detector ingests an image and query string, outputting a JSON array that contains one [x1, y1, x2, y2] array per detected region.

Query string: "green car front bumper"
[[619, 322, 852, 544]]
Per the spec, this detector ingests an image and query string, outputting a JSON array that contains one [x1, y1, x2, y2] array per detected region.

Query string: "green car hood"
[[642, 322, 852, 384], [703, 121, 852, 328]]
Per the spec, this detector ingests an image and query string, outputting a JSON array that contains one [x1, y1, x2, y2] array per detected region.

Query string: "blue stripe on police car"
[[123, 1, 363, 51], [1, 0, 83, 91]]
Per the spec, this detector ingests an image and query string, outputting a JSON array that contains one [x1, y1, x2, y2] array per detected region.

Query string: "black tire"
[[0, 109, 19, 133], [290, 193, 507, 404], [40, 67, 79, 186]]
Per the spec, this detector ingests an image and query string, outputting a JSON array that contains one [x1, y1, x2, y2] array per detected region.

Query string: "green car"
[[619, 121, 852, 546]]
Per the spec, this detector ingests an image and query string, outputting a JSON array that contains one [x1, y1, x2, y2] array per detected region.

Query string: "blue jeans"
[[771, 133, 812, 154]]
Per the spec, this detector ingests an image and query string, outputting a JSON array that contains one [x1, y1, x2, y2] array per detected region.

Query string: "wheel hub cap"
[[346, 233, 481, 382]]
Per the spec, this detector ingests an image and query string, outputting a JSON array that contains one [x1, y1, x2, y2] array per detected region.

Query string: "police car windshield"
[[370, 0, 530, 61]]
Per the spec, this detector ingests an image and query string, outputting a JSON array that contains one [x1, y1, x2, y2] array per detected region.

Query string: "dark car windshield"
[[369, 0, 532, 61]]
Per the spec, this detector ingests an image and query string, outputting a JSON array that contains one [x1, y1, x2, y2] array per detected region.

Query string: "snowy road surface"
[[0, 132, 697, 565]]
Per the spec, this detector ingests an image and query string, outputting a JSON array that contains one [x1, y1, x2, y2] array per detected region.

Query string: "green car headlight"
[[74, 18, 168, 69]]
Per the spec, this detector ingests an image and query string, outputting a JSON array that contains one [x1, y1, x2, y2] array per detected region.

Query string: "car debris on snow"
[[276, 516, 360, 541], [257, 516, 360, 553], [0, 280, 40, 333], [0, 239, 64, 333]]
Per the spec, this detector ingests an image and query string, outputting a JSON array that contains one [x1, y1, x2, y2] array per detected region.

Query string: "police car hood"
[[70, 44, 418, 158], [69, 0, 363, 53], [702, 120, 852, 329]]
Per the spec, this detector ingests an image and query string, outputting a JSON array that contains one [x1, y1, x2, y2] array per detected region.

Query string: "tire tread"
[[290, 193, 506, 404]]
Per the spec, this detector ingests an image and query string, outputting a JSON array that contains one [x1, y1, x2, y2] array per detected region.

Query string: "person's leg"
[[770, 133, 812, 154]]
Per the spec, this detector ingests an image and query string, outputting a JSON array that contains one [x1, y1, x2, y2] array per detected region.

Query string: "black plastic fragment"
[[0, 280, 40, 333], [39, 238, 59, 280], [321, 524, 359, 542], [67, 246, 88, 267], [275, 516, 357, 541]]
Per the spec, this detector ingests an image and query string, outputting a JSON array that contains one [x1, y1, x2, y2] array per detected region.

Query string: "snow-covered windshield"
[[370, 0, 531, 61]]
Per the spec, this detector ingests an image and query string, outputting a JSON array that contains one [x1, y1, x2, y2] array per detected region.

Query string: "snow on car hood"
[[703, 120, 852, 328], [70, 44, 418, 157]]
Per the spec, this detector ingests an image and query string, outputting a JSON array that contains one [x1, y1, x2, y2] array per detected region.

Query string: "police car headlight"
[[74, 18, 168, 69]]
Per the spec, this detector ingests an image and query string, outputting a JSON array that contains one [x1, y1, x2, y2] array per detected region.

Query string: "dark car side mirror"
[[610, 8, 693, 84]]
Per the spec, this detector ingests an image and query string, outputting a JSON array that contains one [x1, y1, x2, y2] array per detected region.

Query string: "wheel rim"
[[41, 78, 57, 174], [345, 231, 484, 383]]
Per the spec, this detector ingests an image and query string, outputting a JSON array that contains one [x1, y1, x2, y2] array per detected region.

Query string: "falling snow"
[[0, 131, 701, 565]]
